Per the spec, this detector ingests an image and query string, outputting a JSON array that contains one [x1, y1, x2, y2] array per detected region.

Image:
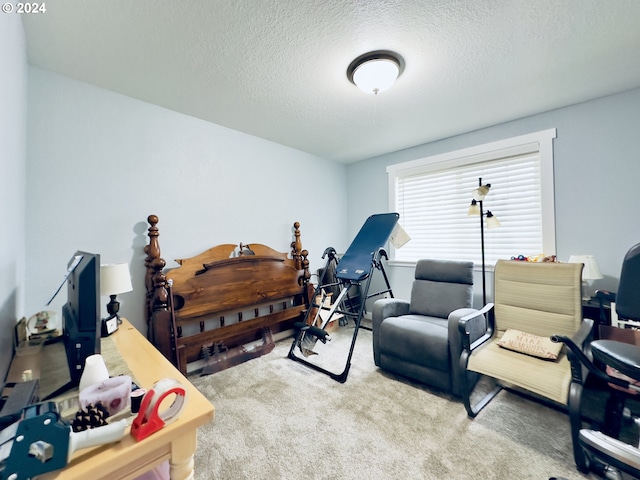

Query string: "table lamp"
[[100, 263, 133, 335], [568, 255, 603, 300]]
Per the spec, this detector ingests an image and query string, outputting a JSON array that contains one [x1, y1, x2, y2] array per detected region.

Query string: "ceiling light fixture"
[[347, 50, 404, 95]]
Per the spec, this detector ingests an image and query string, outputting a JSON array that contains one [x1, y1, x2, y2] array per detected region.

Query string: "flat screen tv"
[[43, 251, 101, 399], [61, 251, 102, 387]]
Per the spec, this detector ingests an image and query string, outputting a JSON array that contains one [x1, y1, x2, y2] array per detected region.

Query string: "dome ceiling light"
[[347, 51, 404, 95]]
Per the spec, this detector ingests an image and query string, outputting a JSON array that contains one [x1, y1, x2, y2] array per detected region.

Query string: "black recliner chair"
[[553, 243, 640, 479]]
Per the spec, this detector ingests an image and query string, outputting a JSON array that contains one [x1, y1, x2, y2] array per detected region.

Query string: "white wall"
[[26, 67, 349, 333], [0, 15, 27, 376], [347, 88, 640, 307]]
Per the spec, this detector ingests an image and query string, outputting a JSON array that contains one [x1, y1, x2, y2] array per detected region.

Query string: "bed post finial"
[[291, 222, 311, 292], [292, 221, 303, 270], [145, 214, 166, 341], [147, 215, 160, 258]]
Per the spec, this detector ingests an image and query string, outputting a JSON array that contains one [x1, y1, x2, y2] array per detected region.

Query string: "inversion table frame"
[[288, 213, 399, 382]]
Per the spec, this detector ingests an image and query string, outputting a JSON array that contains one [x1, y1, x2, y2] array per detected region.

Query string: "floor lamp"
[[468, 177, 500, 305]]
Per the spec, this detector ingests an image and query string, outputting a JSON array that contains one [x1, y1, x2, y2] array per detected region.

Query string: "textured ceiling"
[[22, 0, 640, 163]]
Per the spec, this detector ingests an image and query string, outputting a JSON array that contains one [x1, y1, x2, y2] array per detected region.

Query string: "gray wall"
[[0, 15, 27, 376], [347, 88, 640, 306], [26, 67, 349, 334]]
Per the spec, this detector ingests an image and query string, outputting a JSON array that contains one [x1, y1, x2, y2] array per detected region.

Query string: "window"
[[387, 129, 556, 266]]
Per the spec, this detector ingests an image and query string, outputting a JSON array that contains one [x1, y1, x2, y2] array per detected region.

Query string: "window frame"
[[386, 128, 557, 266]]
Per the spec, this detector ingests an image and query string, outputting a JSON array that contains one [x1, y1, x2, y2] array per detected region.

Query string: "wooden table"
[[36, 319, 214, 480]]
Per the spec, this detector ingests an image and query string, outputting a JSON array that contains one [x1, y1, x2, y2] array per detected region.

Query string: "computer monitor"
[[61, 251, 101, 387], [41, 251, 101, 399]]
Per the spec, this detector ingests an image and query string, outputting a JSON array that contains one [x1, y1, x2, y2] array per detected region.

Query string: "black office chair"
[[553, 243, 640, 479], [596, 243, 640, 330]]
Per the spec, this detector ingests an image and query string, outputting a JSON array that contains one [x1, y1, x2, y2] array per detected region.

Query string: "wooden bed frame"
[[144, 214, 311, 375]]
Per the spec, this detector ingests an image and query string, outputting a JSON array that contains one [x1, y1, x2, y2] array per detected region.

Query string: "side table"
[[582, 297, 612, 340]]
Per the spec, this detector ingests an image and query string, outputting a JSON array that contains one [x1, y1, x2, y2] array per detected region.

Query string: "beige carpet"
[[190, 326, 597, 480]]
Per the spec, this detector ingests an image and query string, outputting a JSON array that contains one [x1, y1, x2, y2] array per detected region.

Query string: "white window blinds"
[[387, 129, 556, 266]]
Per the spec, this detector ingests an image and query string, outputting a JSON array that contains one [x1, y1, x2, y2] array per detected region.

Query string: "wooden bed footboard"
[[144, 215, 311, 375]]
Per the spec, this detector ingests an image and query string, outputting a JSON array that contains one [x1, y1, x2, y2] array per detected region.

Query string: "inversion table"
[[288, 213, 399, 382]]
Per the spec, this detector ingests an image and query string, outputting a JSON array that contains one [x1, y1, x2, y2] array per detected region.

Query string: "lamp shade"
[[568, 255, 603, 280], [100, 263, 133, 296], [473, 184, 491, 201], [467, 200, 480, 216], [485, 211, 501, 229]]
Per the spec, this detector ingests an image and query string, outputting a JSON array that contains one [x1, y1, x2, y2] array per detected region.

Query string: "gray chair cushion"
[[409, 260, 474, 318], [409, 281, 473, 318], [415, 259, 474, 284], [379, 315, 449, 372]]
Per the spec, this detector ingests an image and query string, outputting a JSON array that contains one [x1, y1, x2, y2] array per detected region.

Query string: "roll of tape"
[[145, 378, 187, 425], [130, 388, 146, 414], [130, 378, 187, 441]]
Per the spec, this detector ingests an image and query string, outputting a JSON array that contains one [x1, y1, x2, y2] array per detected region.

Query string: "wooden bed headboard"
[[144, 215, 311, 375]]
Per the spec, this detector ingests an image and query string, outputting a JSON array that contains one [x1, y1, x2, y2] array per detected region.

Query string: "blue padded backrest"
[[336, 212, 399, 282], [409, 259, 474, 319]]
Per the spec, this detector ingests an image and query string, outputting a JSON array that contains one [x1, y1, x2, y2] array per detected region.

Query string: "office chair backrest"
[[493, 260, 583, 338], [616, 243, 640, 322]]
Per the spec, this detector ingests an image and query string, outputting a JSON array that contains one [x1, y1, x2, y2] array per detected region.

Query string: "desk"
[[582, 297, 612, 340], [583, 297, 611, 326], [36, 319, 214, 480]]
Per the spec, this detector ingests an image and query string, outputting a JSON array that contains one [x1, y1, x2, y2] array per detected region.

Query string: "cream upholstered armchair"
[[454, 259, 594, 469]]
